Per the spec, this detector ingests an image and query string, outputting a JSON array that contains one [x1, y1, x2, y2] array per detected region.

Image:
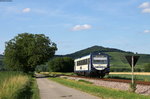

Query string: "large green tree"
[[4, 33, 57, 73]]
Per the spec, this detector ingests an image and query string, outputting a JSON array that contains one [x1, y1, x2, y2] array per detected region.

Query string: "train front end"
[[92, 53, 110, 77]]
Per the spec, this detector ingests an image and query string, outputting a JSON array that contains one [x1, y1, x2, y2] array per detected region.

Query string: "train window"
[[76, 59, 89, 66], [93, 60, 107, 64]]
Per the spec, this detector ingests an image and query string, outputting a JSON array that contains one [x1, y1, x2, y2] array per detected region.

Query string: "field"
[[107, 72, 150, 81], [110, 72, 150, 75], [0, 71, 40, 99]]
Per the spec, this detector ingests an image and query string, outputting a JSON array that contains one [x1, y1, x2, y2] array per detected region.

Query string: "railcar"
[[74, 52, 110, 78]]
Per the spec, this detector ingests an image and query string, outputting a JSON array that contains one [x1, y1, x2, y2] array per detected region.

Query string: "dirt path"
[[36, 77, 100, 99]]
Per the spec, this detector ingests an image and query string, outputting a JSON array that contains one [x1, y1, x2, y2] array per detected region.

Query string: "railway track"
[[65, 75, 150, 85]]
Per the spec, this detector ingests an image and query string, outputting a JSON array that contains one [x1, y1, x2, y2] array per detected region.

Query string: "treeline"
[[35, 57, 150, 73], [36, 57, 74, 73], [0, 56, 4, 71]]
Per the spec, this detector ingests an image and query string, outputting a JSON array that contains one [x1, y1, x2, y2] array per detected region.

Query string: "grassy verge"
[[49, 77, 150, 99], [78, 79, 93, 84], [31, 78, 40, 99], [39, 72, 76, 76], [0, 71, 40, 99]]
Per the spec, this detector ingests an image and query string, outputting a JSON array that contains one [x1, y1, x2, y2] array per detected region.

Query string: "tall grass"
[[0, 71, 40, 99]]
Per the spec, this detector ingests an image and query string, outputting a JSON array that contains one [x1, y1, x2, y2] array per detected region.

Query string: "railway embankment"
[[60, 76, 150, 95]]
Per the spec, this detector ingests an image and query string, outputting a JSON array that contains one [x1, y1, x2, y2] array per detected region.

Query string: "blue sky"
[[0, 0, 150, 55]]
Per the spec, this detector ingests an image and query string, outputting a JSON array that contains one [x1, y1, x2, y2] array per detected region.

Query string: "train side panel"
[[74, 55, 90, 72]]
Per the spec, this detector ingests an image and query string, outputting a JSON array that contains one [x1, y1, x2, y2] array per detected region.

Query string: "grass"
[[78, 79, 93, 84], [0, 71, 40, 99], [49, 77, 150, 99], [105, 74, 150, 81], [31, 78, 40, 99], [0, 71, 30, 99]]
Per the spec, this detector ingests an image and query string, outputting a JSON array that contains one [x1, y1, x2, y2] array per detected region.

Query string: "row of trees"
[[35, 57, 74, 73]]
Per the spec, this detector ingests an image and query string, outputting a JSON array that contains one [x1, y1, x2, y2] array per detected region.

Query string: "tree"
[[4, 33, 57, 73], [144, 63, 150, 72], [48, 57, 74, 72]]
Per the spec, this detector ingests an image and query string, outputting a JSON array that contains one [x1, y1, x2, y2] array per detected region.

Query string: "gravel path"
[[61, 76, 150, 95]]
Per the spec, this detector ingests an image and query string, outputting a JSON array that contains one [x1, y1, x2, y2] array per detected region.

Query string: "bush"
[[48, 57, 74, 72], [35, 64, 48, 73]]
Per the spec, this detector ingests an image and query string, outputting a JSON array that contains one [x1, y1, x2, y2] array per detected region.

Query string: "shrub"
[[48, 57, 74, 72]]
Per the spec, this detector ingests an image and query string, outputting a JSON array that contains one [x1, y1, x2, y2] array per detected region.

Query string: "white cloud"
[[22, 8, 31, 13], [144, 30, 150, 33], [72, 24, 92, 31], [139, 2, 150, 13], [139, 2, 150, 8], [142, 8, 150, 13]]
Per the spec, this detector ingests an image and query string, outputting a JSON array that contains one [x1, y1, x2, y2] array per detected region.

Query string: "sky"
[[0, 0, 150, 55]]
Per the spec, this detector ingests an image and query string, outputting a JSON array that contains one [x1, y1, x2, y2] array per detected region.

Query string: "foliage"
[[48, 57, 74, 72], [50, 77, 150, 99], [4, 33, 57, 73], [35, 64, 48, 73], [0, 55, 4, 71], [143, 63, 150, 72]]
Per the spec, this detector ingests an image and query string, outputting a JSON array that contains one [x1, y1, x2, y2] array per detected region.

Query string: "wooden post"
[[132, 56, 134, 84]]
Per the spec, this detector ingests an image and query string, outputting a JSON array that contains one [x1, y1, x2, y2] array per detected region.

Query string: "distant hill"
[[65, 45, 133, 58], [63, 45, 150, 71]]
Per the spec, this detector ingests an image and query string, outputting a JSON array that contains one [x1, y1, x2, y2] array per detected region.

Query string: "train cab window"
[[93, 60, 107, 64]]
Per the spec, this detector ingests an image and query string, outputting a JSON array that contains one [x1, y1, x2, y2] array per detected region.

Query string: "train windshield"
[[93, 55, 107, 64]]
